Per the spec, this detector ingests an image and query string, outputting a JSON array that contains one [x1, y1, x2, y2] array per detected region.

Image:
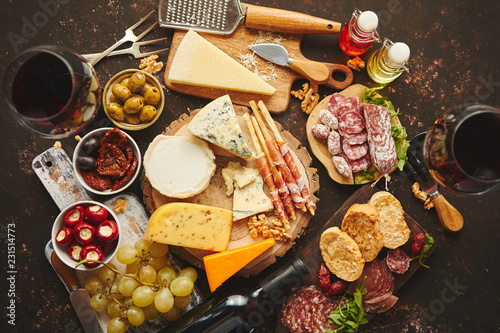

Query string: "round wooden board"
[[306, 84, 403, 185], [142, 105, 319, 277]]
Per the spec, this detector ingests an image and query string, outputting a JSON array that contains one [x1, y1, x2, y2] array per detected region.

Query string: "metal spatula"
[[158, 0, 341, 35]]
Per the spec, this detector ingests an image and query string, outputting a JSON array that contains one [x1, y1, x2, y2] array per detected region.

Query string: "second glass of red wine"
[[2, 45, 101, 139], [423, 104, 500, 195]]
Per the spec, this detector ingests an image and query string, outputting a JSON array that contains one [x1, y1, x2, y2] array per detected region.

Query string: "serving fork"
[[82, 37, 168, 62]]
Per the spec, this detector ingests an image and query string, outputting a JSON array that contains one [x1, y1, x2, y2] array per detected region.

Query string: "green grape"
[[127, 306, 146, 326], [118, 276, 138, 297], [178, 267, 198, 283], [134, 239, 151, 256], [116, 246, 138, 265], [109, 280, 124, 300], [122, 297, 133, 308], [174, 294, 192, 308], [90, 293, 109, 312], [126, 259, 141, 274], [132, 285, 155, 307], [84, 275, 104, 295], [142, 302, 161, 321], [149, 242, 169, 257], [138, 265, 157, 284], [107, 317, 127, 333], [147, 255, 169, 271], [154, 288, 174, 313], [157, 267, 176, 287], [170, 276, 194, 297], [107, 301, 122, 318], [163, 305, 180, 322], [98, 263, 116, 285]]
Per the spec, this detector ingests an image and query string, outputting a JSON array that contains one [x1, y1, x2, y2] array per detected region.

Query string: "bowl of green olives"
[[103, 69, 164, 130], [73, 127, 141, 195]]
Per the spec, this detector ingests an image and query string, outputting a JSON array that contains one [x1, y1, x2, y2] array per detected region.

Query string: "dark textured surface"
[[0, 0, 499, 332]]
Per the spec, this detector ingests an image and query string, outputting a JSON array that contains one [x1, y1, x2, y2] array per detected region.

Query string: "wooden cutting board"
[[142, 105, 319, 277], [163, 4, 353, 114]]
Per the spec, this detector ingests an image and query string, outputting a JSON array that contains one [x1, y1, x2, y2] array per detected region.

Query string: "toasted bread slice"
[[320, 226, 365, 282], [369, 191, 411, 249], [341, 203, 384, 262]]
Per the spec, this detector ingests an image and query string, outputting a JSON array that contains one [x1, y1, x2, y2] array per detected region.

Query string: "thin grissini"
[[250, 100, 307, 213], [242, 113, 290, 225], [257, 100, 316, 215], [250, 115, 296, 224]]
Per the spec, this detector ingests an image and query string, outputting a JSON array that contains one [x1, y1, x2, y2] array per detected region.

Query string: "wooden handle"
[[289, 58, 331, 83], [51, 251, 79, 290], [432, 195, 464, 232], [244, 4, 341, 34]]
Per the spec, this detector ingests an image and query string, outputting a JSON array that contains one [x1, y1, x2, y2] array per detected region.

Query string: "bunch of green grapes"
[[84, 239, 197, 333]]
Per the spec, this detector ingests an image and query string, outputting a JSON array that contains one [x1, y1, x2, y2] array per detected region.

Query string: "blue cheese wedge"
[[222, 162, 273, 221], [188, 95, 253, 160]]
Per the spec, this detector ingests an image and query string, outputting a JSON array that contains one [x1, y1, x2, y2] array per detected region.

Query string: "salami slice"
[[348, 153, 371, 173], [337, 96, 361, 118], [327, 93, 343, 118], [342, 129, 368, 145], [327, 130, 341, 155], [342, 141, 368, 161], [338, 111, 365, 135], [332, 156, 353, 179], [386, 248, 410, 274]]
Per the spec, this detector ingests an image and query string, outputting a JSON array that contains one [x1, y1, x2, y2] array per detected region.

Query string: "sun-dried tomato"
[[96, 143, 128, 177], [111, 156, 138, 191], [101, 127, 127, 148], [318, 263, 331, 293], [82, 171, 112, 190]]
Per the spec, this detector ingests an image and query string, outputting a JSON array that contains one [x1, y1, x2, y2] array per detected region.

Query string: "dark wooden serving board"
[[276, 184, 435, 332], [163, 4, 352, 114]]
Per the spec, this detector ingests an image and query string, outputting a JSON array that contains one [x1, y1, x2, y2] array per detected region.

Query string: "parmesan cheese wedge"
[[168, 30, 276, 95], [143, 135, 216, 198]]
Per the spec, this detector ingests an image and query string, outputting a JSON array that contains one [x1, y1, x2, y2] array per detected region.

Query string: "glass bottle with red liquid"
[[339, 9, 380, 56]]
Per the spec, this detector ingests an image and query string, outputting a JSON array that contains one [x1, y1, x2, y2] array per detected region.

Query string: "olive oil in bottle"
[[367, 38, 410, 84]]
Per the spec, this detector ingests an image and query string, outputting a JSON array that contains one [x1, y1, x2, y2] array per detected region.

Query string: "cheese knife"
[[248, 43, 353, 90], [405, 133, 464, 232], [48, 244, 103, 333]]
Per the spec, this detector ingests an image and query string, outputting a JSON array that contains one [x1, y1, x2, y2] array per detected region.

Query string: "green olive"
[[139, 105, 157, 122], [126, 113, 141, 125], [120, 78, 131, 89], [141, 82, 154, 95], [143, 87, 161, 106], [130, 93, 145, 105], [109, 94, 120, 104], [107, 103, 125, 121], [111, 83, 131, 102], [123, 96, 144, 114], [129, 71, 146, 93]]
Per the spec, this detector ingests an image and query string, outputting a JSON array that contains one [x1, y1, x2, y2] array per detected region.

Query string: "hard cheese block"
[[188, 95, 253, 160], [203, 238, 276, 292], [144, 203, 233, 252], [168, 29, 276, 95]]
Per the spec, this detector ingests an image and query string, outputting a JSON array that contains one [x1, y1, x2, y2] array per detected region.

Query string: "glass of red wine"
[[2, 45, 101, 139], [423, 104, 500, 195]]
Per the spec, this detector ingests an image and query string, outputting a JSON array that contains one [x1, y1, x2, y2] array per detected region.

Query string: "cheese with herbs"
[[168, 30, 276, 95], [144, 203, 233, 252], [143, 135, 216, 198], [188, 95, 253, 160]]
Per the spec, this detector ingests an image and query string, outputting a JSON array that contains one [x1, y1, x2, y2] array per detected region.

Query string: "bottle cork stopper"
[[388, 42, 410, 64], [357, 11, 378, 32]]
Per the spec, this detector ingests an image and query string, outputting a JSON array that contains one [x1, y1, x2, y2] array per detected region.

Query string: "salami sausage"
[[332, 156, 353, 179], [327, 130, 341, 156], [319, 109, 338, 130], [311, 123, 330, 140]]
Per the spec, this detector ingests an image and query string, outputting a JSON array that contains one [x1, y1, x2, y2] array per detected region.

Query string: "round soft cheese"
[[144, 135, 216, 198]]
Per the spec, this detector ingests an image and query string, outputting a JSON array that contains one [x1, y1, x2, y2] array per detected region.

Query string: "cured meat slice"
[[338, 111, 365, 135], [364, 294, 398, 313], [281, 286, 341, 333], [367, 259, 395, 300], [327, 93, 343, 118], [342, 141, 368, 161], [364, 280, 394, 304], [342, 129, 368, 145], [337, 96, 361, 118], [386, 248, 410, 274], [319, 109, 338, 130], [327, 130, 341, 155], [348, 153, 371, 173], [332, 156, 353, 180]]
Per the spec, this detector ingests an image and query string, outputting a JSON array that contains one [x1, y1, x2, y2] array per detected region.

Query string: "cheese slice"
[[168, 30, 276, 95], [203, 238, 276, 292], [143, 135, 216, 198], [144, 203, 233, 252], [222, 161, 257, 195], [188, 95, 253, 160]]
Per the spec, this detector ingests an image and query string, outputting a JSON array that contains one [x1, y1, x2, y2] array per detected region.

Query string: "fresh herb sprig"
[[355, 169, 376, 184], [326, 278, 368, 333], [410, 233, 435, 268], [361, 85, 409, 171]]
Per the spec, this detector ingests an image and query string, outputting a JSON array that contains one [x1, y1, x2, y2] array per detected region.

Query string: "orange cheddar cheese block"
[[203, 238, 276, 292]]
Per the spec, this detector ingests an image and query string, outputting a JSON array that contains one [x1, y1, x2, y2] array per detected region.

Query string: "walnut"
[[139, 54, 164, 74], [113, 198, 128, 214], [291, 81, 320, 114], [412, 182, 434, 209], [347, 56, 365, 72], [268, 227, 292, 242], [247, 213, 292, 241]]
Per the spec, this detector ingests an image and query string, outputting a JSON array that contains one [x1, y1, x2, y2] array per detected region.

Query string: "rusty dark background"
[[0, 0, 499, 332]]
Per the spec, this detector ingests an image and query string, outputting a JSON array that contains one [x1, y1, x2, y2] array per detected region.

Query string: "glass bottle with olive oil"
[[367, 38, 410, 84]]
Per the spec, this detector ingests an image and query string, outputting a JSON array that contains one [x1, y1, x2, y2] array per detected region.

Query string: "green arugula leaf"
[[355, 169, 376, 184]]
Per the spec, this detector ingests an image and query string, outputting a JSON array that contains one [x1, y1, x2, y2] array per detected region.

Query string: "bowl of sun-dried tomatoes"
[[73, 127, 141, 195]]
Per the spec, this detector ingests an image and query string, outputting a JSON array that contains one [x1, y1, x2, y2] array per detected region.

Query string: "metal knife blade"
[[48, 244, 103, 333], [249, 43, 331, 83]]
